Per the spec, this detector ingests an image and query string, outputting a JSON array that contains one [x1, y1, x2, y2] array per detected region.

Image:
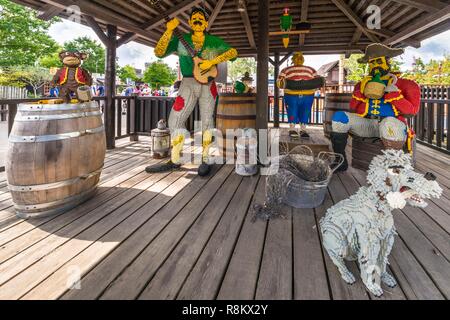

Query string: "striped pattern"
[[279, 65, 317, 81]]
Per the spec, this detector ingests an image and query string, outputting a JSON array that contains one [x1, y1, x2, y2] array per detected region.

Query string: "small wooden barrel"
[[351, 136, 416, 171], [216, 93, 256, 159], [323, 93, 353, 138], [6, 100, 106, 218]]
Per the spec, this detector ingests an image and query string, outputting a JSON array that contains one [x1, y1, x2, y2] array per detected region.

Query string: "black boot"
[[145, 160, 181, 173], [198, 162, 212, 177], [330, 132, 349, 172]]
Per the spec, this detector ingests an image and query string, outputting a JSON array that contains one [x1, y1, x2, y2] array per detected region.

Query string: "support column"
[[256, 0, 269, 132], [105, 25, 117, 149], [273, 52, 280, 128]]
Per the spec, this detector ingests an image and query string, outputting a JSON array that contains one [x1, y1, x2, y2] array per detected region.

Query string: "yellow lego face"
[[189, 12, 208, 32], [293, 53, 304, 66], [369, 56, 390, 75]]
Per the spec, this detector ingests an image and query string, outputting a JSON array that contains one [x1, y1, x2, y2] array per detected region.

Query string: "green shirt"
[[160, 32, 235, 77]]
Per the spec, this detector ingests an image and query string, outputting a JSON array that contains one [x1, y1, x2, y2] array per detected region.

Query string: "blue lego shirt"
[[367, 80, 395, 117]]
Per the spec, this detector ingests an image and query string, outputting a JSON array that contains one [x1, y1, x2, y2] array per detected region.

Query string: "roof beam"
[[40, 0, 161, 41], [238, 0, 256, 49], [124, 0, 202, 44], [384, 5, 450, 45], [299, 0, 309, 45], [37, 3, 63, 21], [330, 0, 380, 43], [207, 0, 226, 31], [84, 15, 110, 46], [391, 0, 447, 13]]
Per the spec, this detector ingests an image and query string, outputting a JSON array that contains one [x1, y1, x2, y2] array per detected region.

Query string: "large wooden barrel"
[[216, 93, 256, 159], [323, 93, 352, 138], [6, 100, 106, 218]]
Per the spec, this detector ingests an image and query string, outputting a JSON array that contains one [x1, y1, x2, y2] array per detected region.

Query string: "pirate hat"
[[357, 43, 404, 63]]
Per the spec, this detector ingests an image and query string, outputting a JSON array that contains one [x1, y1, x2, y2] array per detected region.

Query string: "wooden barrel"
[[323, 93, 352, 138], [351, 136, 416, 171], [6, 100, 106, 218], [216, 93, 256, 159]]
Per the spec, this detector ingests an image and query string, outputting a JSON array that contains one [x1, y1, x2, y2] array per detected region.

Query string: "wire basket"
[[279, 146, 343, 209]]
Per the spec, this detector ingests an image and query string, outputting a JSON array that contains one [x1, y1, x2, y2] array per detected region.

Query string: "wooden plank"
[[384, 5, 450, 45], [255, 206, 293, 300], [0, 169, 174, 290], [293, 207, 331, 299], [140, 175, 259, 300], [98, 166, 235, 299], [207, 0, 226, 31], [216, 178, 267, 300], [0, 169, 187, 299], [22, 167, 202, 299], [0, 157, 161, 249], [82, 166, 234, 299], [392, 0, 447, 12], [62, 164, 225, 300]]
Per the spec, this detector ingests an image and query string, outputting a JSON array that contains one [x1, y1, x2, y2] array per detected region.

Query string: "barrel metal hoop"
[[13, 185, 99, 211], [8, 126, 105, 143], [14, 111, 102, 122], [8, 167, 103, 192], [18, 103, 98, 112]]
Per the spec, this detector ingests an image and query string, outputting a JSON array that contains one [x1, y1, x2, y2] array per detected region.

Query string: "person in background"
[[169, 81, 181, 97], [133, 85, 141, 96], [96, 83, 105, 97], [49, 86, 59, 98], [124, 86, 133, 97]]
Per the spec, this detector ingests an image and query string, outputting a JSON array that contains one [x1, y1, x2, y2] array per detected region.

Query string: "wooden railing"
[[411, 98, 450, 154]]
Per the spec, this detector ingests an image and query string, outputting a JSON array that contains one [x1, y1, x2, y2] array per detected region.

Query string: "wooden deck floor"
[[0, 136, 449, 300]]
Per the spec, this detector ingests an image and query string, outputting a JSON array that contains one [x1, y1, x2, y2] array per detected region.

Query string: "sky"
[[48, 19, 450, 73]]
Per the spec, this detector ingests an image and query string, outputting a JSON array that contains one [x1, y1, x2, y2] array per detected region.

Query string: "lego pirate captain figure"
[[330, 43, 421, 172], [145, 8, 238, 176], [277, 51, 325, 138]]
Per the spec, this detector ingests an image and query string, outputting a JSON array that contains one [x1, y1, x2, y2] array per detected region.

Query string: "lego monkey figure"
[[52, 51, 93, 103]]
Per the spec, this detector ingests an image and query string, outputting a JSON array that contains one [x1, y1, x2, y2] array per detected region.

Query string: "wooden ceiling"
[[12, 0, 450, 56]]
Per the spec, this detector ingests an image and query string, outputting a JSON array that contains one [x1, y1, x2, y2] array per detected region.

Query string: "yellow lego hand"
[[199, 60, 215, 71], [166, 18, 180, 31]]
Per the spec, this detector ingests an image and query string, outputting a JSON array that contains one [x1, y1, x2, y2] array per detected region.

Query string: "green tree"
[[117, 65, 139, 83], [0, 66, 52, 97], [39, 49, 63, 68], [64, 37, 105, 74], [344, 54, 367, 82], [228, 58, 257, 82], [143, 60, 176, 89], [0, 0, 60, 67]]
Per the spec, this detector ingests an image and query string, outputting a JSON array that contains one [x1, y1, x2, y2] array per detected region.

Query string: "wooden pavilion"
[[0, 0, 449, 300]]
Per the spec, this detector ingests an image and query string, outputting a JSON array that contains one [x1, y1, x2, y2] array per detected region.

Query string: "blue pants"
[[284, 94, 314, 125]]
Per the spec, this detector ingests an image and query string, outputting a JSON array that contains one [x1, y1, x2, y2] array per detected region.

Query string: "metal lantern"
[[151, 119, 171, 159]]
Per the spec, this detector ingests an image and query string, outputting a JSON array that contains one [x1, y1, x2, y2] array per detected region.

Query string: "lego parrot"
[[280, 8, 293, 48]]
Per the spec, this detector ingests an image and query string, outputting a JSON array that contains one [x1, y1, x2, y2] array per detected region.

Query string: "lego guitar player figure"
[[330, 43, 421, 172], [52, 51, 93, 103], [145, 7, 238, 176], [277, 51, 324, 138]]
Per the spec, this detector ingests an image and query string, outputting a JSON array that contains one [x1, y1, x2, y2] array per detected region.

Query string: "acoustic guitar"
[[149, 0, 218, 84]]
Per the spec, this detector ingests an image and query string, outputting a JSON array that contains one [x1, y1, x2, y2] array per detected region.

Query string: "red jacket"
[[350, 78, 421, 122], [58, 67, 89, 85]]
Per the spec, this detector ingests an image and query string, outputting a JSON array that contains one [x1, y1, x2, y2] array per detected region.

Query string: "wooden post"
[[105, 25, 117, 149], [7, 103, 17, 136], [273, 52, 280, 128], [256, 0, 269, 132]]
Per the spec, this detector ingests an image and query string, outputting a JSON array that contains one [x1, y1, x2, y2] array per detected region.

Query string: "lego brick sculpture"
[[320, 150, 442, 296]]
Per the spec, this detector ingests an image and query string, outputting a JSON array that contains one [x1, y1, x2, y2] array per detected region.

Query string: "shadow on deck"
[[0, 132, 449, 300]]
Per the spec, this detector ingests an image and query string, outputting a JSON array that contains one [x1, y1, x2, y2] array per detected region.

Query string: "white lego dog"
[[320, 150, 442, 297]]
